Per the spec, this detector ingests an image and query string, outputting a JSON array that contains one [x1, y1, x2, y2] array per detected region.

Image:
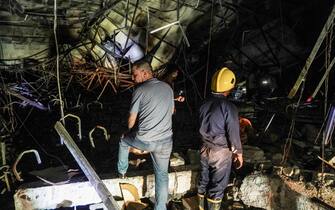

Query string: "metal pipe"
[[54, 121, 120, 210]]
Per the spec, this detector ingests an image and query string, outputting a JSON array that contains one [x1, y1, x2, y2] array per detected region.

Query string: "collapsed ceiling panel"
[[1, 0, 238, 94], [1, 1, 335, 209]]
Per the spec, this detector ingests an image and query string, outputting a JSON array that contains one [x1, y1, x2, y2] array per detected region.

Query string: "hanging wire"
[[281, 80, 305, 164], [279, 0, 284, 43], [324, 22, 333, 116], [319, 21, 334, 195], [203, 0, 215, 99], [146, 6, 150, 54], [314, 107, 332, 144], [53, 0, 65, 125]]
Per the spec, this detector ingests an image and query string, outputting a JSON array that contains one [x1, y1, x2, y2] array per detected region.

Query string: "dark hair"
[[132, 60, 153, 72]]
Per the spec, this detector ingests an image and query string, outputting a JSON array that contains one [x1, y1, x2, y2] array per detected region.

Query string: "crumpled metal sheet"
[[67, 0, 205, 92]]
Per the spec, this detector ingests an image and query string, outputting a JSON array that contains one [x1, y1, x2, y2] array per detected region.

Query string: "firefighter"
[[198, 67, 243, 210]]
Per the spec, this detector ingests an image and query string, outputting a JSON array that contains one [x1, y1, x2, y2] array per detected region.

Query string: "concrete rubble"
[[12, 141, 335, 210], [240, 174, 330, 210]]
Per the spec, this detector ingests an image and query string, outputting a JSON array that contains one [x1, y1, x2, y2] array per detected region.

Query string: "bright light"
[[261, 80, 269, 85], [103, 31, 144, 63]]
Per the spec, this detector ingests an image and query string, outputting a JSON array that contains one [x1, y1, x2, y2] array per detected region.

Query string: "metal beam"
[[288, 4, 335, 99], [54, 121, 120, 210], [311, 56, 335, 99]]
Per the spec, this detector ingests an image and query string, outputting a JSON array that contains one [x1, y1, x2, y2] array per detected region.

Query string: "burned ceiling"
[[1, 0, 335, 209], [1, 0, 332, 108]]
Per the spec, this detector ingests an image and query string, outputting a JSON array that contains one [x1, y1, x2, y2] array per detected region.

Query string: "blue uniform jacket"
[[199, 94, 242, 154]]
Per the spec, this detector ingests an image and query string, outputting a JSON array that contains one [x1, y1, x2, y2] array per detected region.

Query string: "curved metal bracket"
[[0, 165, 11, 192], [87, 101, 103, 111], [60, 114, 82, 141], [12, 149, 42, 181], [89, 125, 110, 148]]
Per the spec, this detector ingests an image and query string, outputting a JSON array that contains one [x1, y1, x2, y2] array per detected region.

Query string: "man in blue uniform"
[[198, 67, 243, 210], [117, 60, 174, 210]]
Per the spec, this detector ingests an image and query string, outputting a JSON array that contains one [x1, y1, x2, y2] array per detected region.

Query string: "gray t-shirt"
[[130, 78, 174, 141]]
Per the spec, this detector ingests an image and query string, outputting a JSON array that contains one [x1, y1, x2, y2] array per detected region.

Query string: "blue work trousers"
[[117, 133, 173, 210], [197, 145, 232, 200]]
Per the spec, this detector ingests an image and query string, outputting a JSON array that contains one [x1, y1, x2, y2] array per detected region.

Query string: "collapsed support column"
[[54, 121, 120, 210]]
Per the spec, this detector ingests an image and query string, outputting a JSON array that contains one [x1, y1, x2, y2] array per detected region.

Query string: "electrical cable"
[[53, 0, 65, 125], [203, 0, 214, 99], [314, 107, 332, 144], [281, 80, 305, 164], [324, 22, 333, 116]]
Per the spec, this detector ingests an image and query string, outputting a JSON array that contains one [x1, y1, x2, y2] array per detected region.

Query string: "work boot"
[[198, 193, 205, 210], [118, 173, 126, 179], [206, 198, 222, 210]]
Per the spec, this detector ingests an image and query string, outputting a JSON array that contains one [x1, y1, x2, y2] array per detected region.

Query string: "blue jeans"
[[117, 133, 173, 210]]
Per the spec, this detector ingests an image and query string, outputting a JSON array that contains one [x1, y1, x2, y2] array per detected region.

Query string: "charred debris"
[[0, 0, 335, 209]]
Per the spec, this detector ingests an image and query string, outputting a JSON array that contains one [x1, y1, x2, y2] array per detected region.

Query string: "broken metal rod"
[[150, 21, 180, 34], [311, 56, 335, 99], [54, 121, 120, 210], [317, 156, 335, 170], [264, 113, 276, 133], [178, 22, 191, 47], [0, 142, 10, 191], [288, 4, 335, 99]]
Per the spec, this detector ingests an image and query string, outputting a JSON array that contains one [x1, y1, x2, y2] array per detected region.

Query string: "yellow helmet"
[[211, 67, 236, 92]]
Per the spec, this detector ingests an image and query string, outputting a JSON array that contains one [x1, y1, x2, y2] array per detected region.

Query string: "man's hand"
[[174, 95, 185, 102], [233, 153, 243, 169], [129, 147, 149, 155]]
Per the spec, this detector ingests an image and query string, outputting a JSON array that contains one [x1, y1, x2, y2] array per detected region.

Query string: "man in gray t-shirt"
[[117, 60, 174, 210], [130, 77, 174, 141]]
